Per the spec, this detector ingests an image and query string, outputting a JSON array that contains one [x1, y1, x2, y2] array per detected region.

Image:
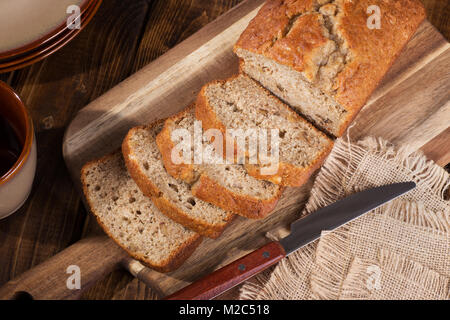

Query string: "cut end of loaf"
[[236, 49, 347, 136], [81, 152, 201, 273], [197, 74, 334, 186]]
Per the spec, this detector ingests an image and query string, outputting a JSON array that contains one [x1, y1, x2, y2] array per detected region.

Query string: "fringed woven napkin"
[[240, 137, 450, 300]]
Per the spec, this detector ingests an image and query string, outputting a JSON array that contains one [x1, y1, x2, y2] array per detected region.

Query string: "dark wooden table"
[[0, 0, 448, 300]]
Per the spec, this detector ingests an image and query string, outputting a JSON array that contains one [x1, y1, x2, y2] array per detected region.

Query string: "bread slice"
[[81, 152, 202, 273], [156, 106, 284, 219], [196, 74, 334, 187], [122, 121, 234, 239], [234, 0, 426, 137]]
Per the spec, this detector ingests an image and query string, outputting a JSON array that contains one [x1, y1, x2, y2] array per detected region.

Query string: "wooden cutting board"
[[58, 0, 448, 298]]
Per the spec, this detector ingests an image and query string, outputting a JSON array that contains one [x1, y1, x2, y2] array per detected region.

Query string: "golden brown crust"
[[196, 80, 240, 165], [244, 138, 333, 186], [158, 105, 283, 219], [80, 153, 202, 273], [235, 0, 426, 136], [122, 125, 233, 239], [156, 106, 197, 184], [195, 82, 229, 144], [333, 0, 426, 120], [238, 59, 245, 73], [191, 175, 283, 219], [268, 12, 332, 82], [195, 74, 334, 187], [152, 233, 202, 273], [148, 195, 225, 239], [234, 0, 317, 57]]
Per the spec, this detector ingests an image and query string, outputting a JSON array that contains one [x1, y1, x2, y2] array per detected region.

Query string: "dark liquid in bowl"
[[0, 115, 22, 178]]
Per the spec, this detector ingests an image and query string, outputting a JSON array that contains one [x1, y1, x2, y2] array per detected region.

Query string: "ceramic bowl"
[[0, 0, 92, 60], [0, 0, 102, 73], [0, 81, 37, 219]]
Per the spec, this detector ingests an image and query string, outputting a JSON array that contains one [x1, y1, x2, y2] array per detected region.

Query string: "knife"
[[165, 181, 416, 300]]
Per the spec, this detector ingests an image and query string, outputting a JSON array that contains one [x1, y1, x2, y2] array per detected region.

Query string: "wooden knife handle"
[[0, 236, 127, 300], [165, 241, 286, 300]]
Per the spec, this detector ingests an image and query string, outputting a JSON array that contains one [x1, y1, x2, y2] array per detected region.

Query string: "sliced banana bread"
[[196, 74, 334, 187], [122, 121, 234, 239], [81, 152, 202, 273], [234, 0, 426, 137], [156, 106, 284, 219]]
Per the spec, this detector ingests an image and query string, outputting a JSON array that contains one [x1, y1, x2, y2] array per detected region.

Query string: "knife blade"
[[280, 181, 416, 254], [165, 181, 416, 300]]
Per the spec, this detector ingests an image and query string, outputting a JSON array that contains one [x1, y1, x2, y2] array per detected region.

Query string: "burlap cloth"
[[239, 137, 450, 300]]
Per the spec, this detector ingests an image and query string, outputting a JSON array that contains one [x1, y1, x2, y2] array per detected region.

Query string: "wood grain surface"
[[165, 242, 286, 300], [0, 0, 448, 300], [62, 15, 450, 300]]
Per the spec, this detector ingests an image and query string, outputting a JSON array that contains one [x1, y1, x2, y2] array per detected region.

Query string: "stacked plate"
[[0, 0, 102, 73]]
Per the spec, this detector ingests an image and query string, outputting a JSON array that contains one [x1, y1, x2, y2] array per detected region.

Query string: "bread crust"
[[122, 125, 234, 239], [191, 175, 283, 219], [156, 106, 198, 184], [244, 136, 333, 186], [195, 74, 334, 187], [234, 0, 426, 137], [157, 106, 284, 219], [80, 153, 202, 273]]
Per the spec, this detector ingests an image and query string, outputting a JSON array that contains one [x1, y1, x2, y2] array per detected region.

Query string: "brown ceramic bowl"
[[0, 0, 102, 73], [0, 0, 93, 60], [0, 81, 36, 219]]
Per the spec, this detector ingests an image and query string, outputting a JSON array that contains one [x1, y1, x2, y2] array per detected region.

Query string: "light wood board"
[[63, 0, 450, 297]]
